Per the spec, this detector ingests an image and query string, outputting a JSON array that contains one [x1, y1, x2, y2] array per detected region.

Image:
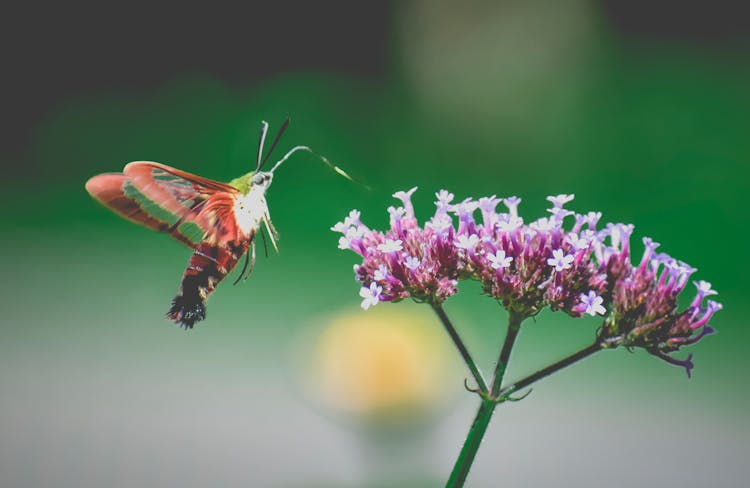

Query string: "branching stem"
[[445, 315, 602, 488], [431, 302, 489, 395], [445, 310, 524, 487], [500, 341, 603, 397]]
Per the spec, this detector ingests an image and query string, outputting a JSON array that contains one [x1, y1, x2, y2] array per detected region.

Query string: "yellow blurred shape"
[[311, 306, 456, 416]]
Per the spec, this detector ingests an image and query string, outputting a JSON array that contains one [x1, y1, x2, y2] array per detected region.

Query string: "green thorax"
[[228, 172, 255, 194]]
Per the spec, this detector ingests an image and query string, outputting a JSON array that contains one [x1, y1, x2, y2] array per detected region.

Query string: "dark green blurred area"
[[2, 3, 749, 487]]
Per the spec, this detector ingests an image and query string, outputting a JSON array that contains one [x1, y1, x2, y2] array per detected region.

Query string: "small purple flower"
[[344, 209, 361, 227], [579, 291, 606, 316], [337, 236, 350, 250], [532, 217, 557, 232], [566, 233, 590, 252], [487, 250, 513, 269], [455, 234, 480, 251], [435, 189, 455, 213], [388, 206, 406, 220], [693, 280, 717, 300], [373, 264, 389, 281], [503, 196, 521, 218], [549, 206, 574, 221], [478, 196, 500, 213], [359, 282, 382, 310], [337, 225, 365, 250], [427, 214, 453, 233], [404, 255, 421, 270], [547, 249, 574, 272], [496, 215, 523, 232], [584, 212, 602, 228], [393, 187, 418, 217], [546, 194, 575, 208], [377, 239, 403, 253]]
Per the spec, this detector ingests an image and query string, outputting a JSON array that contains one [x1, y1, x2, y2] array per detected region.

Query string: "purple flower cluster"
[[333, 188, 461, 306], [333, 188, 721, 375], [599, 244, 722, 377]]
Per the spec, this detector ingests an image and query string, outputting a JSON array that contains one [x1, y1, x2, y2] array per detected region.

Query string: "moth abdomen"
[[167, 241, 249, 328], [167, 293, 206, 329]]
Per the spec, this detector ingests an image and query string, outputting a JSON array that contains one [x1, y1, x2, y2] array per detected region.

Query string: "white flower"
[[427, 214, 453, 232], [393, 187, 418, 203], [547, 249, 574, 271], [566, 233, 590, 251], [478, 195, 500, 213], [388, 206, 406, 220], [451, 199, 479, 217], [455, 234, 480, 250], [531, 217, 557, 232], [503, 196, 522, 218], [404, 256, 421, 270], [487, 250, 513, 269], [373, 264, 389, 281], [435, 189, 454, 205], [338, 236, 352, 250], [496, 215, 523, 232], [343, 209, 361, 227], [694, 280, 717, 296], [580, 291, 606, 316], [338, 225, 365, 250], [359, 282, 382, 310], [377, 238, 403, 253], [546, 194, 575, 208]]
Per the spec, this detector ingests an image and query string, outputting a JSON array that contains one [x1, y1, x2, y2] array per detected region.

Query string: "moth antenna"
[[255, 121, 270, 171], [259, 117, 290, 169], [269, 145, 370, 190]]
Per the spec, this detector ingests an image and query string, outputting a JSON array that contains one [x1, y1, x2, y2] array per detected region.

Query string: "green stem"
[[432, 302, 488, 394], [490, 311, 524, 396], [445, 311, 525, 488], [445, 399, 495, 488], [500, 341, 603, 397]]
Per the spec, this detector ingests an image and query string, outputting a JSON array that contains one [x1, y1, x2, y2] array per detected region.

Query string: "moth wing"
[[86, 161, 241, 248]]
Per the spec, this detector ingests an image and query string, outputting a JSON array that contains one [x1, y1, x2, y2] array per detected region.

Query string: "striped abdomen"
[[167, 238, 250, 328]]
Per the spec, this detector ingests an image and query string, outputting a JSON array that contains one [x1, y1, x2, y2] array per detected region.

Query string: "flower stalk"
[[445, 398, 496, 488], [499, 341, 603, 398], [432, 302, 488, 394], [490, 311, 524, 397]]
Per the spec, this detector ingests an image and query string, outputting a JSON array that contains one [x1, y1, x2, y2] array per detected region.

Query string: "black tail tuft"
[[167, 293, 206, 329]]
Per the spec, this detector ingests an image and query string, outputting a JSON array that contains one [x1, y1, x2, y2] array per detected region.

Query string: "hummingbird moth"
[[86, 120, 353, 328]]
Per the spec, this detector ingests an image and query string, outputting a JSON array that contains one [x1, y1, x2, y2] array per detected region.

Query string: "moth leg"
[[243, 239, 257, 282], [263, 215, 279, 253], [233, 248, 250, 285], [260, 228, 269, 258]]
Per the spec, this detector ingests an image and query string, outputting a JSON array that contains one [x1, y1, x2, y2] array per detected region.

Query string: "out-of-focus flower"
[[307, 307, 457, 416]]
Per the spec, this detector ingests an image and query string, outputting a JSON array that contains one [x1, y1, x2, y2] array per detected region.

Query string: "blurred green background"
[[2, 2, 748, 487]]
